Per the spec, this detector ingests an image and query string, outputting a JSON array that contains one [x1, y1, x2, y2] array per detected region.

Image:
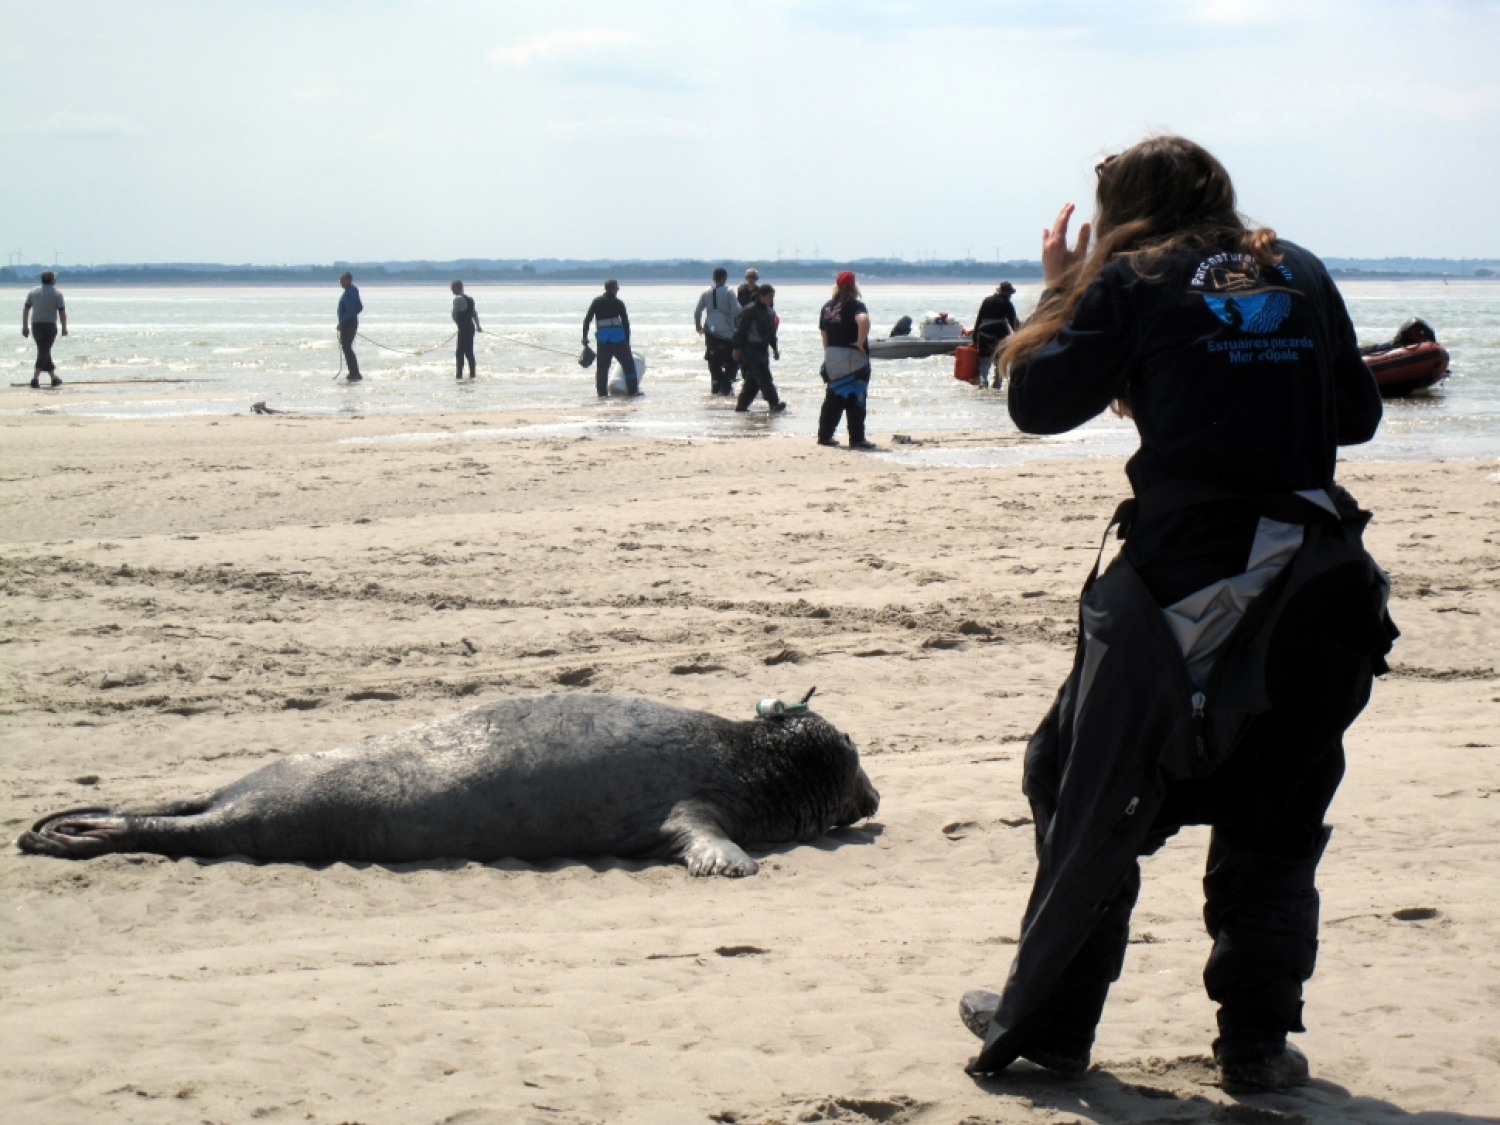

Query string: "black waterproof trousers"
[[705, 334, 739, 394], [339, 319, 361, 379], [456, 327, 476, 378], [970, 490, 1396, 1076], [596, 340, 637, 396], [32, 322, 58, 373], [1030, 693, 1362, 1058], [736, 347, 780, 409], [818, 376, 869, 443]]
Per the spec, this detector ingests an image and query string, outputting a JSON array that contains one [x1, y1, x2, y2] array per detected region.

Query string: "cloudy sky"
[[2, 0, 1497, 264]]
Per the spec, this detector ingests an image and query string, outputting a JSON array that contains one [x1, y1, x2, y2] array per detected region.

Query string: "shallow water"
[[3, 281, 1496, 462]]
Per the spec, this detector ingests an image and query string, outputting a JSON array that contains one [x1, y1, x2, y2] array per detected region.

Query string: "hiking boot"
[[850, 439, 877, 450], [770, 401, 788, 413], [30, 376, 40, 388], [817, 437, 839, 447], [49, 375, 61, 387], [346, 373, 362, 382], [1215, 1039, 1310, 1094]]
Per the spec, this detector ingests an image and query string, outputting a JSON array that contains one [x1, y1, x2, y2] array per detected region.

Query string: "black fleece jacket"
[[1008, 240, 1382, 602]]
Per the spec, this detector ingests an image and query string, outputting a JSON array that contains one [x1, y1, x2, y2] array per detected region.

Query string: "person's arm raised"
[[1042, 202, 1091, 288]]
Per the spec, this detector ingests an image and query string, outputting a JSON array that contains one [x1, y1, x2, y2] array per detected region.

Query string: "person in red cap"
[[817, 271, 875, 448]]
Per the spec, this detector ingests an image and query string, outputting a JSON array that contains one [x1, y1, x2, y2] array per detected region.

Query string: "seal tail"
[[18, 796, 217, 859]]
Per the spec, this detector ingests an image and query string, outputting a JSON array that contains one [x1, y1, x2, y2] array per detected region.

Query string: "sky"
[[2, 0, 1498, 265]]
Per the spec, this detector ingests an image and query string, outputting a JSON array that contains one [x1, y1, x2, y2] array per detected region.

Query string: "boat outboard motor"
[[1394, 317, 1437, 346], [890, 316, 913, 338]]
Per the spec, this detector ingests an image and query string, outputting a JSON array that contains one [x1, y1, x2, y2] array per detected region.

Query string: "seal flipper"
[[662, 800, 758, 878], [19, 795, 218, 859]]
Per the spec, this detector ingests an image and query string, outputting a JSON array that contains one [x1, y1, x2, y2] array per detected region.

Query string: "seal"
[[17, 694, 879, 877]]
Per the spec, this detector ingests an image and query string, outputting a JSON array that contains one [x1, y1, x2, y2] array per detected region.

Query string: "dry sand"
[[1, 408, 1497, 1125]]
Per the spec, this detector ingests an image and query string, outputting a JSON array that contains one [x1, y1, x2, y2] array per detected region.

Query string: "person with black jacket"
[[959, 137, 1393, 1095], [731, 284, 786, 413], [972, 281, 1019, 388], [817, 270, 874, 448], [582, 279, 637, 397], [450, 280, 482, 380]]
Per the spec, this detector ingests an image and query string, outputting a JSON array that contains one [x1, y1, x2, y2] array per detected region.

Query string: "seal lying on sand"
[[18, 694, 879, 877]]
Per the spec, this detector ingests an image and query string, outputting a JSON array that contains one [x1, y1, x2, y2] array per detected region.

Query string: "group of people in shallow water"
[[18, 133, 1401, 1095], [23, 258, 1015, 458]]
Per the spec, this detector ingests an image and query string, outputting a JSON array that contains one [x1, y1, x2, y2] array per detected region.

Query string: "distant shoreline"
[[2, 271, 1495, 288], [3, 257, 1496, 288]]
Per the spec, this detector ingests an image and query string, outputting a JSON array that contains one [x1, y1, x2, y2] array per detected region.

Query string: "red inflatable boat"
[[1361, 318, 1450, 398]]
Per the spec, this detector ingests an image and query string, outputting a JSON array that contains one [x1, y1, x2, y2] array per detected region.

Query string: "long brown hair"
[[1003, 136, 1280, 380], [831, 281, 861, 304]]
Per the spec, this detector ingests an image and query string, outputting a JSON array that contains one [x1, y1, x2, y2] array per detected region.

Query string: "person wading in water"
[[695, 267, 740, 395], [336, 272, 363, 382], [817, 271, 875, 449], [582, 279, 638, 397], [972, 281, 1020, 389], [960, 135, 1395, 1094], [451, 280, 482, 380], [731, 284, 786, 414]]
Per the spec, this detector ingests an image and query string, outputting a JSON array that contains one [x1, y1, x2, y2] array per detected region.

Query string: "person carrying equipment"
[[972, 281, 1020, 388], [959, 136, 1395, 1095], [731, 284, 786, 413], [451, 280, 482, 380], [22, 270, 67, 388], [737, 268, 760, 307], [817, 271, 875, 448], [582, 279, 638, 397], [337, 272, 363, 382], [695, 267, 740, 395]]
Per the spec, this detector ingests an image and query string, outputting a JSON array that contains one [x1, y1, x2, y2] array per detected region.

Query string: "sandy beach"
[[2, 408, 1497, 1125]]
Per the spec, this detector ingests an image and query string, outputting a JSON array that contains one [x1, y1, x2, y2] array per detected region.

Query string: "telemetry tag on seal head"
[[755, 686, 816, 718]]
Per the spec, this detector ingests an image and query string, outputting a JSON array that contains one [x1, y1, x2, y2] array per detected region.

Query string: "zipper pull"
[[1124, 796, 1140, 817], [1191, 692, 1209, 763]]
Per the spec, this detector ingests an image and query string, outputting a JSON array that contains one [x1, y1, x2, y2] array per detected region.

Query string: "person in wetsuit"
[[336, 272, 363, 382], [731, 284, 785, 413], [695, 267, 740, 395], [22, 270, 67, 388], [817, 271, 874, 448], [450, 280, 482, 380], [582, 279, 638, 397], [960, 136, 1391, 1094], [972, 281, 1019, 389]]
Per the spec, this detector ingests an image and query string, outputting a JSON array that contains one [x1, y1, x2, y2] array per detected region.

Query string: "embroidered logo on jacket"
[[1190, 253, 1295, 334]]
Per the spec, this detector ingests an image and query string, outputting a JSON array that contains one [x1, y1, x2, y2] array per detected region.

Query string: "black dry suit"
[[972, 240, 1397, 1074]]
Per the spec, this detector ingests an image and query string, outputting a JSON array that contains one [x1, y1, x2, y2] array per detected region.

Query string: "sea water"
[[2, 282, 1496, 463]]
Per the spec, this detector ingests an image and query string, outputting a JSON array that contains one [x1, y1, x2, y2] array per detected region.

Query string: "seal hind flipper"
[[18, 796, 219, 859], [663, 800, 758, 878], [18, 809, 132, 858]]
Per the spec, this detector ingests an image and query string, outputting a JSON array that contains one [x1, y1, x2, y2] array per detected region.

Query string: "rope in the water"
[[332, 329, 579, 380], [357, 330, 458, 356], [498, 334, 581, 359], [332, 329, 459, 380]]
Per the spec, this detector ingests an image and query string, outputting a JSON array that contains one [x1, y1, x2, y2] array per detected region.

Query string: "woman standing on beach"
[[817, 271, 875, 449], [961, 136, 1395, 1093]]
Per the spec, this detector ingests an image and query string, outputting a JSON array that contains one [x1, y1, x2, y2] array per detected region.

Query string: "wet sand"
[[2, 410, 1497, 1124]]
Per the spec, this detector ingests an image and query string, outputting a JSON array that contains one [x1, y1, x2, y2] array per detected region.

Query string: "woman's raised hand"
[[1042, 202, 1092, 288]]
